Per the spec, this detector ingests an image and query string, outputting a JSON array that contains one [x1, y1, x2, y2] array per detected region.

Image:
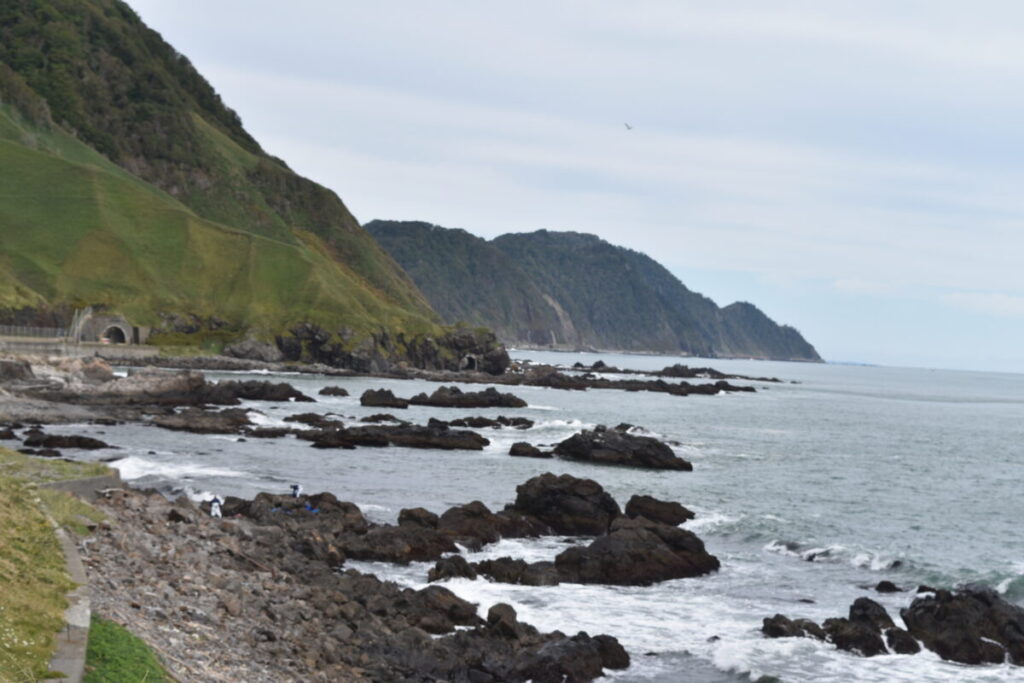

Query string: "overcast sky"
[[128, 1, 1024, 373]]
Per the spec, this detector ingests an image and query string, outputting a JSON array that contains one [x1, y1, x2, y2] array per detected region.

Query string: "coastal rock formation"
[[901, 587, 1024, 665], [152, 407, 253, 434], [624, 494, 695, 526], [84, 488, 627, 681], [203, 380, 315, 404], [409, 386, 528, 409], [554, 516, 720, 586], [318, 386, 350, 397], [553, 426, 693, 471], [509, 442, 549, 458], [309, 424, 490, 451], [360, 389, 410, 409], [433, 415, 534, 430], [510, 473, 621, 535], [22, 433, 111, 450]]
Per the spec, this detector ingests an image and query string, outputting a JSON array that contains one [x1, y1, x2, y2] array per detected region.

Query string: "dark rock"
[[822, 618, 887, 657], [511, 473, 621, 536], [0, 428, 16, 440], [555, 516, 720, 586], [875, 580, 903, 593], [475, 558, 561, 587], [901, 586, 1024, 665], [283, 412, 343, 429], [379, 425, 490, 451], [409, 386, 527, 409], [762, 615, 825, 640], [243, 427, 295, 439], [318, 386, 349, 397], [594, 634, 630, 670], [222, 338, 284, 363], [438, 501, 504, 549], [153, 408, 252, 434], [487, 603, 525, 639], [399, 507, 439, 529], [886, 628, 921, 655], [849, 597, 895, 632], [359, 389, 410, 409], [342, 525, 458, 564], [360, 413, 405, 424], [624, 494, 695, 526], [206, 380, 314, 404], [509, 442, 548, 458], [19, 448, 61, 458], [23, 433, 111, 450], [428, 555, 478, 582], [553, 427, 692, 471]]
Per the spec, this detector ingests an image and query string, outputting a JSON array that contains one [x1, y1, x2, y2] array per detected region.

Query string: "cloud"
[[943, 292, 1024, 317]]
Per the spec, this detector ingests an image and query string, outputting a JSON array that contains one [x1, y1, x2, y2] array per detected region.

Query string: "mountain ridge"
[[366, 220, 822, 362]]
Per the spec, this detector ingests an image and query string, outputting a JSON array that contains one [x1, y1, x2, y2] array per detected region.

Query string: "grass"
[[0, 448, 109, 485], [0, 476, 75, 682], [83, 616, 171, 683], [36, 488, 105, 536]]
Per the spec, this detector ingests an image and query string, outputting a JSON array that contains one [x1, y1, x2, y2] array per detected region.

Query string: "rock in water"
[[360, 388, 410, 409], [554, 516, 720, 585], [901, 586, 1024, 665], [624, 494, 695, 525], [511, 473, 621, 535], [553, 426, 692, 470], [409, 385, 527, 408]]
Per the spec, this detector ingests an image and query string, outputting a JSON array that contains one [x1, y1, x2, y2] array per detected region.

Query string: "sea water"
[[47, 352, 1024, 681]]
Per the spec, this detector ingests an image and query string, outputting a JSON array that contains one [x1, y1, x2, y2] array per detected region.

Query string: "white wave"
[[851, 550, 903, 572], [686, 510, 741, 534], [247, 411, 292, 429], [763, 539, 802, 557], [112, 455, 246, 481]]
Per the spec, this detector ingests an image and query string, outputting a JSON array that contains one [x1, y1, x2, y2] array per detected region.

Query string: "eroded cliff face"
[[366, 221, 822, 361]]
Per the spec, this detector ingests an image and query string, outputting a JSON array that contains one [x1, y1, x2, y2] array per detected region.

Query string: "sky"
[[127, 1, 1024, 373]]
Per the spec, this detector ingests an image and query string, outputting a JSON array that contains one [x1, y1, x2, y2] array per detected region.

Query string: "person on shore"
[[290, 484, 302, 498], [210, 495, 223, 518]]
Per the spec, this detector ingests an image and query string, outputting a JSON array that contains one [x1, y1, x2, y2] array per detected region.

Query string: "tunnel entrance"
[[102, 326, 128, 344]]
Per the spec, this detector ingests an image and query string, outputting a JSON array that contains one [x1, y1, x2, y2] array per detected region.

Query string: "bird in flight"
[[624, 123, 633, 130]]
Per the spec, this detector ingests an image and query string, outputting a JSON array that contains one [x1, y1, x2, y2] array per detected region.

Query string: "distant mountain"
[[366, 221, 821, 362], [0, 1, 506, 371]]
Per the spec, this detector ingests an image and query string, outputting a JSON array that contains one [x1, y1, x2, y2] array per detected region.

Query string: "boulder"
[[341, 525, 458, 564], [360, 389, 409, 409], [901, 586, 1024, 665], [22, 433, 111, 450], [875, 580, 903, 593], [437, 501, 505, 549], [510, 473, 621, 536], [428, 555, 478, 582], [0, 428, 16, 440], [554, 516, 720, 586], [624, 494, 695, 526], [409, 386, 527, 409], [761, 615, 826, 640], [475, 557, 561, 587], [509, 442, 549, 458], [223, 338, 285, 363], [284, 412, 343, 429], [449, 416, 535, 430], [886, 628, 921, 655], [822, 618, 887, 657], [0, 359, 34, 383], [553, 427, 692, 471], [318, 386, 349, 397], [205, 380, 314, 404], [153, 408, 252, 434], [398, 507, 439, 529]]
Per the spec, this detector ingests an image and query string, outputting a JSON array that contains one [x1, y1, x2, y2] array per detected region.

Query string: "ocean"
[[49, 351, 1024, 681]]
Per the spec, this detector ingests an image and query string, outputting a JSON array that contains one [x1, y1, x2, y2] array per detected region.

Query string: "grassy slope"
[[84, 616, 170, 683], [0, 0, 440, 340], [0, 104, 440, 338], [0, 448, 112, 681]]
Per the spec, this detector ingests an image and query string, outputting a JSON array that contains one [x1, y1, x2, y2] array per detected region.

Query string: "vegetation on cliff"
[[367, 221, 821, 361], [0, 0, 468, 367]]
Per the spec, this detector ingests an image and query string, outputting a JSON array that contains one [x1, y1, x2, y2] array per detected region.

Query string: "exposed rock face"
[[428, 555, 478, 582], [624, 494, 695, 526], [474, 557, 561, 587], [762, 615, 826, 640], [554, 516, 720, 586], [437, 501, 506, 549], [410, 386, 527, 409], [223, 338, 285, 363], [901, 587, 1024, 665], [510, 473, 621, 536], [553, 426, 692, 471], [0, 359, 34, 382], [359, 389, 409, 409]]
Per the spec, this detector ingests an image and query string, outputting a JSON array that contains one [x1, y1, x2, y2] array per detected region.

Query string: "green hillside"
[[367, 221, 821, 362], [0, 0, 495, 367]]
